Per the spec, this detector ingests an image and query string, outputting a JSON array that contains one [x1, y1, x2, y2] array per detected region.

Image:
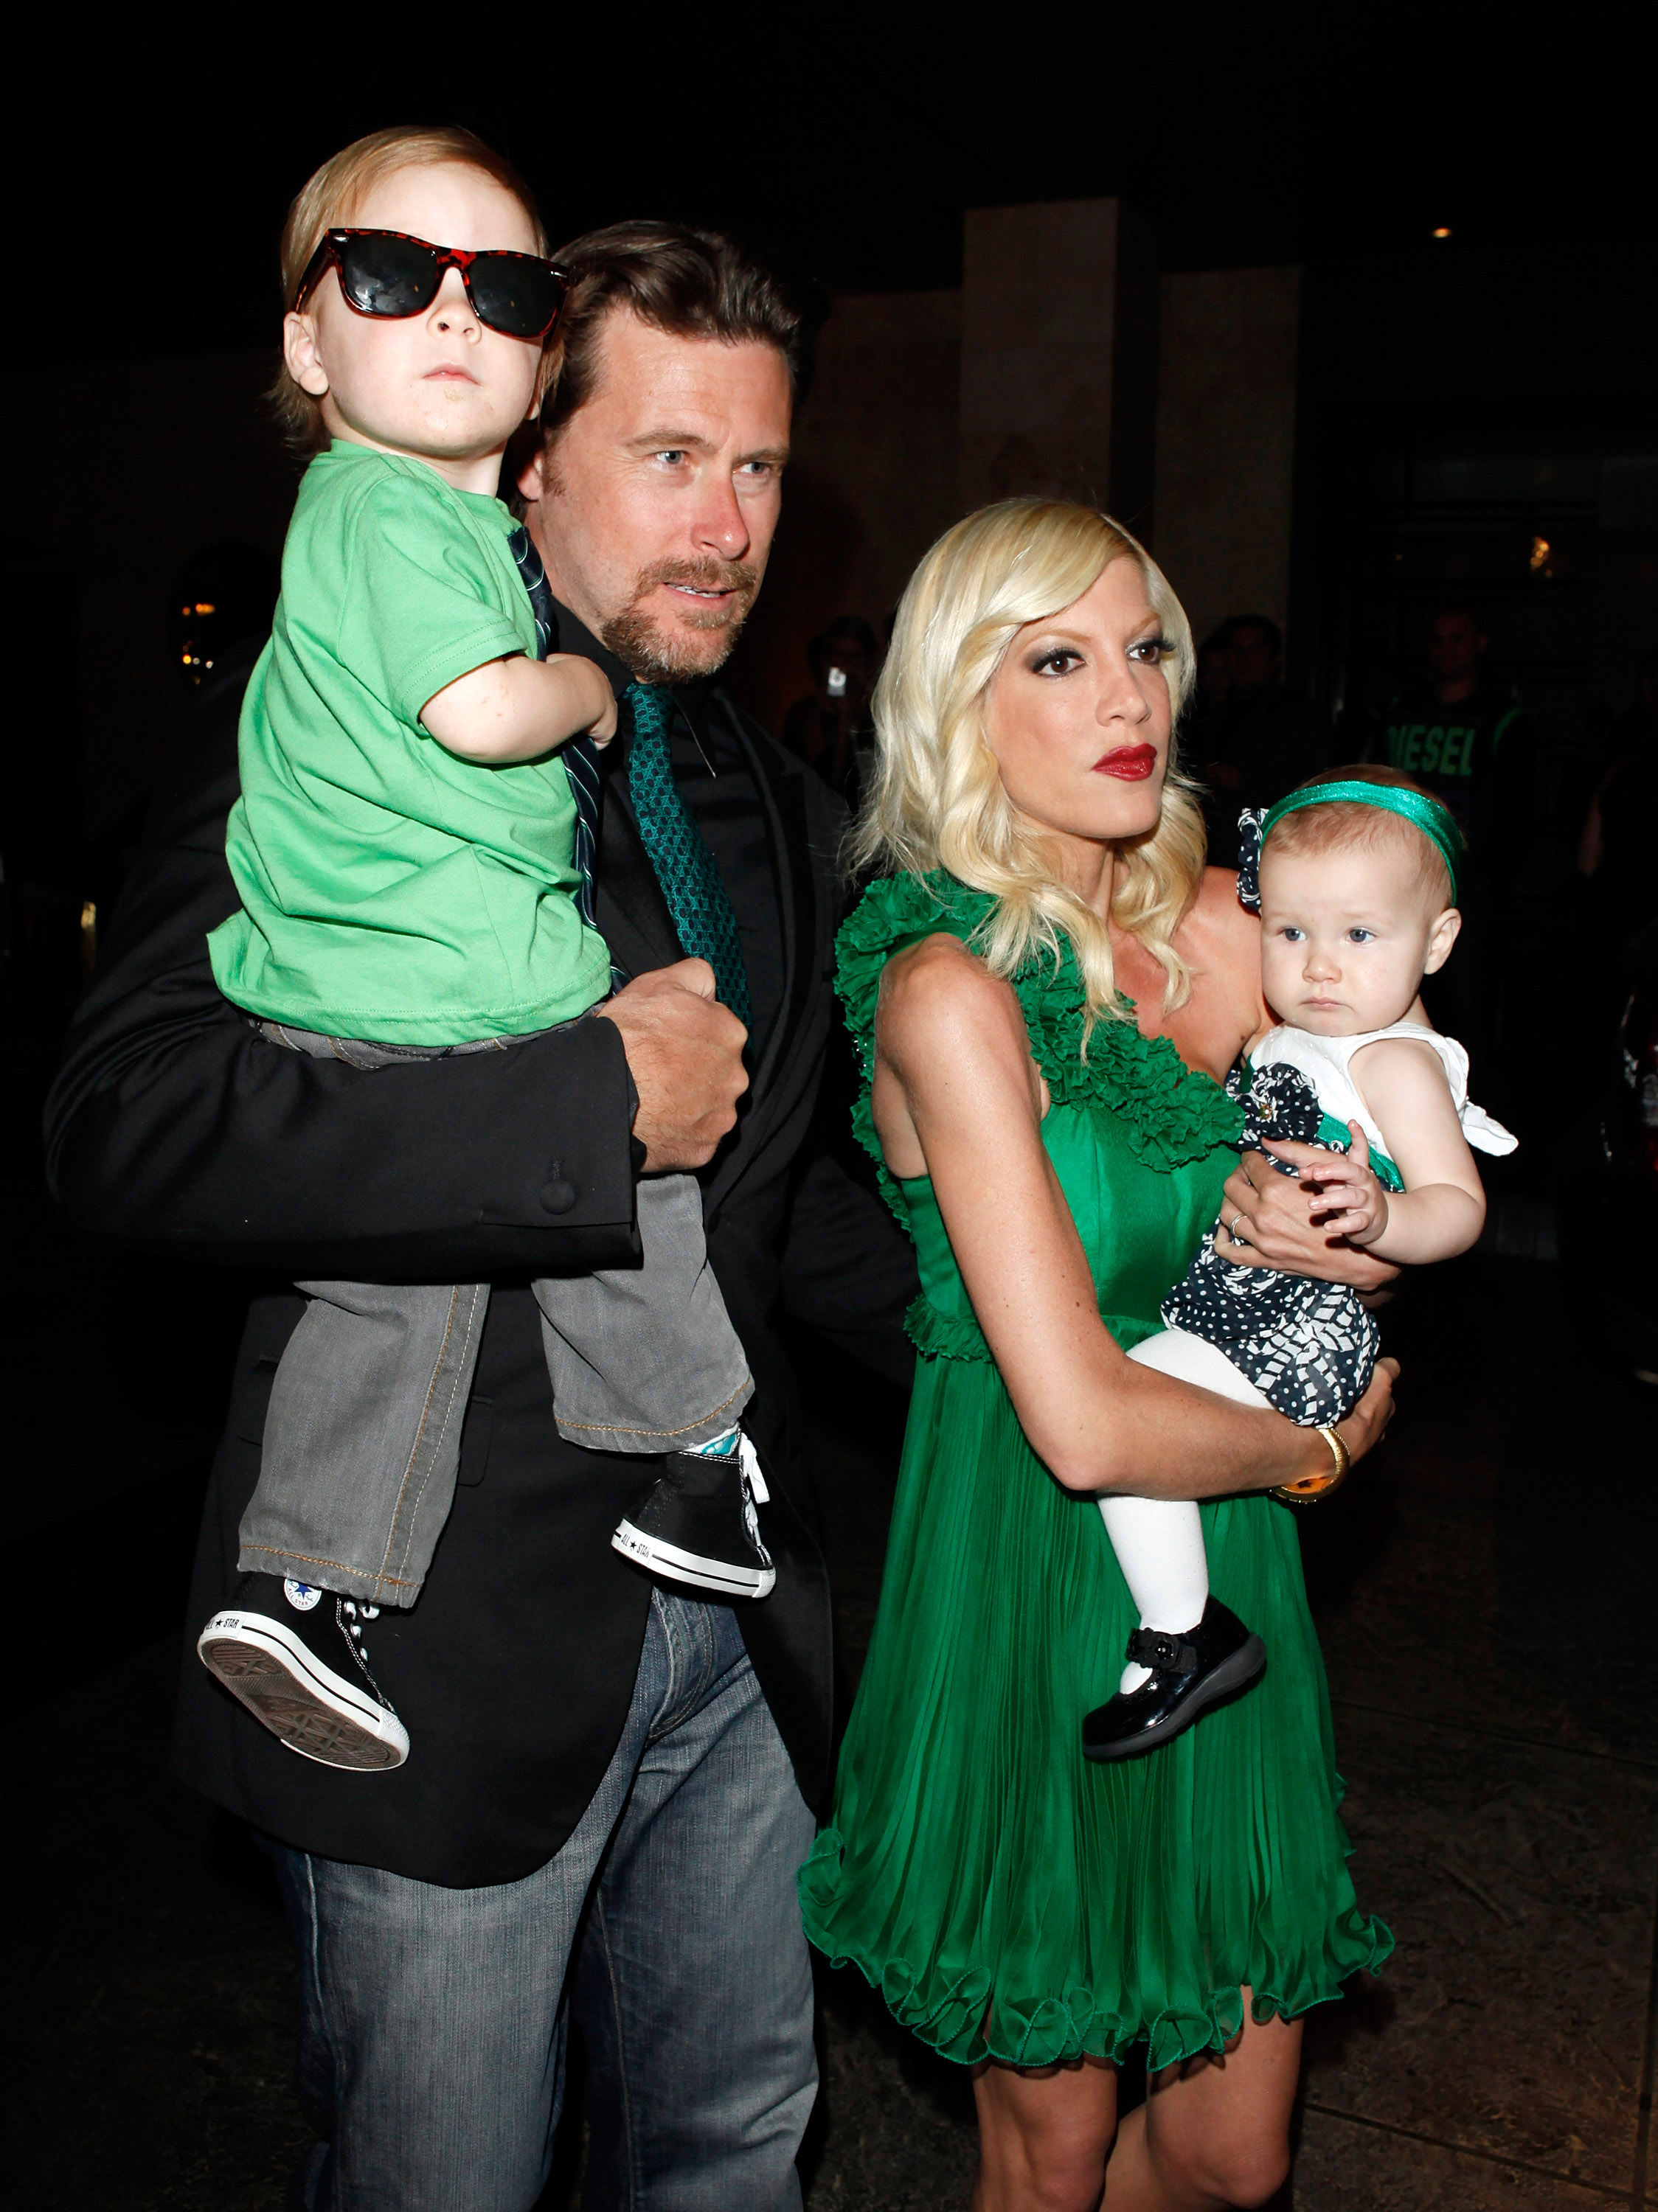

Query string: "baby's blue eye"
[[1346, 928, 1375, 943], [1280, 927, 1305, 943]]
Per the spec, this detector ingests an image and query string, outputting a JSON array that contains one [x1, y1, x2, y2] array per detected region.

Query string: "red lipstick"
[[1093, 744, 1157, 781]]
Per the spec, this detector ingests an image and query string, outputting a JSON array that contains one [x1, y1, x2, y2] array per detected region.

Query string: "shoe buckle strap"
[[1126, 1627, 1199, 1675]]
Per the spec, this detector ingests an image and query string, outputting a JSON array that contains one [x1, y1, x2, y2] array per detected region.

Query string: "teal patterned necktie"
[[624, 683, 752, 1030]]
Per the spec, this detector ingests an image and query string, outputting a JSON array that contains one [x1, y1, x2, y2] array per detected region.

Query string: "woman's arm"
[[873, 937, 1393, 1497]]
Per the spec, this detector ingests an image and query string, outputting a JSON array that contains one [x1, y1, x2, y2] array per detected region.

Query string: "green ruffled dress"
[[799, 872, 1391, 2072]]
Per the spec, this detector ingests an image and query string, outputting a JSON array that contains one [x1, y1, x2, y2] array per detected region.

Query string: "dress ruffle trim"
[[904, 1293, 991, 1361], [800, 1828, 1393, 2073], [835, 872, 1243, 1222]]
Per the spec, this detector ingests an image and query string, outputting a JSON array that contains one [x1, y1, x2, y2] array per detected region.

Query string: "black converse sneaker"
[[197, 1573, 410, 1770], [611, 1436, 776, 1599], [1081, 1599, 1266, 1762]]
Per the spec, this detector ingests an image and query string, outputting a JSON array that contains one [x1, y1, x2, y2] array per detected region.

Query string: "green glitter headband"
[[1260, 779, 1463, 904]]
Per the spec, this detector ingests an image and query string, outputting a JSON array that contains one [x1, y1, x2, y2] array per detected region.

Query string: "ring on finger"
[[1228, 1211, 1246, 1238]]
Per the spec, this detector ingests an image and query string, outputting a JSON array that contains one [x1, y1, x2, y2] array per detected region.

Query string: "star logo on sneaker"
[[283, 1579, 324, 1612]]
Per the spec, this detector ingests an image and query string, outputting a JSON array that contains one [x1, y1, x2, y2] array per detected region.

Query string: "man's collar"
[[546, 594, 634, 696], [545, 591, 724, 772]]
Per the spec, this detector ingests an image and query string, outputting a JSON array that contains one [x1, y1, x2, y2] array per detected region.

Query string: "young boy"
[[1082, 765, 1516, 1762], [196, 127, 769, 1774]]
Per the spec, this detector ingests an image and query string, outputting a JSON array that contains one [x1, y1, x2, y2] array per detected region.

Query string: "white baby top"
[[1250, 1021, 1518, 1169]]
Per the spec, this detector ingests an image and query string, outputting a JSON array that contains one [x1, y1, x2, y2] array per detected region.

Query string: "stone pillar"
[[959, 199, 1160, 535]]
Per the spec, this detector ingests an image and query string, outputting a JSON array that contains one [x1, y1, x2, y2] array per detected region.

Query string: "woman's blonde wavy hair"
[[850, 498, 1207, 1025]]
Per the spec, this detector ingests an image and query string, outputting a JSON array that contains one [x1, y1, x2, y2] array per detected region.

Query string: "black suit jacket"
[[44, 636, 917, 1887]]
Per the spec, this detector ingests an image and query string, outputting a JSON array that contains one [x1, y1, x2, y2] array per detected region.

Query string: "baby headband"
[[1255, 779, 1463, 905]]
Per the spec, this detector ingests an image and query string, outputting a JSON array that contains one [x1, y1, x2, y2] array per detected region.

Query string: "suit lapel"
[[703, 705, 824, 1214]]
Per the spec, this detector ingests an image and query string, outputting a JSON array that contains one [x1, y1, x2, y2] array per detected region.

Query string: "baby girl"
[[1083, 764, 1515, 1761]]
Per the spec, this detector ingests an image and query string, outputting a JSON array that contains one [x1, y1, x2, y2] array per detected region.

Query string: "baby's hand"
[[1264, 1121, 1389, 1246]]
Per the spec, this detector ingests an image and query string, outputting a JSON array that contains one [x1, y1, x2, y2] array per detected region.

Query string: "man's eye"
[[654, 449, 688, 466]]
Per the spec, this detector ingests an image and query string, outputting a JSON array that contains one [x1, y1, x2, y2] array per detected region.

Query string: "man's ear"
[[1422, 906, 1462, 975], [515, 436, 550, 504], [283, 310, 330, 400]]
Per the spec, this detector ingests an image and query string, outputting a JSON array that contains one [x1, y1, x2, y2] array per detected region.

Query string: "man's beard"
[[600, 557, 760, 685]]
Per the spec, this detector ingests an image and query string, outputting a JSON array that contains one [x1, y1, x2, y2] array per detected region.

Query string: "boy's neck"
[[325, 423, 506, 498]]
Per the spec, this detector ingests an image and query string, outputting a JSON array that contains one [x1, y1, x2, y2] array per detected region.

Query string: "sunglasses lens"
[[337, 234, 441, 318], [468, 254, 564, 338]]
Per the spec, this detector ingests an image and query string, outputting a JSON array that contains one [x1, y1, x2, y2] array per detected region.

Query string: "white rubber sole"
[[197, 1609, 410, 1770], [611, 1520, 776, 1599]]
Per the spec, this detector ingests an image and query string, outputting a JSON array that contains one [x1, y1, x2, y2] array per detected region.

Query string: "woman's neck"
[[1045, 832, 1118, 920]]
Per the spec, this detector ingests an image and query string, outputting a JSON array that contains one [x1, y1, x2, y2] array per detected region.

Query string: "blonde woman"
[[799, 501, 1395, 2212]]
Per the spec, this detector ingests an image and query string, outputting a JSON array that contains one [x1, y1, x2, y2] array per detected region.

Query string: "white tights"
[[1102, 1329, 1272, 1692]]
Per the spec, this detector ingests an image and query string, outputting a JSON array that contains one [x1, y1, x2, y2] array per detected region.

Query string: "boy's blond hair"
[[270, 125, 550, 456], [1263, 762, 1462, 911]]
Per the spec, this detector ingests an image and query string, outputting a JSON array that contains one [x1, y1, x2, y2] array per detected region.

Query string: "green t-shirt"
[[208, 442, 611, 1043]]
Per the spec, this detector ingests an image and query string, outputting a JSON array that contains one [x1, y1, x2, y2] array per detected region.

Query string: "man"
[[44, 222, 916, 2211], [1381, 605, 1537, 1079], [780, 613, 880, 804], [1193, 613, 1329, 857], [1381, 605, 1536, 890]]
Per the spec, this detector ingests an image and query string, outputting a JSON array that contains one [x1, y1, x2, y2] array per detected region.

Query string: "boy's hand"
[[1264, 1122, 1390, 1245], [561, 656, 617, 748], [422, 653, 617, 763]]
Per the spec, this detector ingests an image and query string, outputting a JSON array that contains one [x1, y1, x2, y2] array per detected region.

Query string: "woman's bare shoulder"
[[1180, 868, 1260, 970], [877, 933, 1029, 1066]]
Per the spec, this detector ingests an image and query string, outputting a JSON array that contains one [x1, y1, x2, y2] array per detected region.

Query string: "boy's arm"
[[43, 692, 640, 1281], [422, 653, 617, 764], [1279, 1038, 1486, 1266]]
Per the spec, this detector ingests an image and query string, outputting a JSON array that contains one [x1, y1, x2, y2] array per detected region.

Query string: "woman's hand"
[[1334, 1356, 1398, 1466], [1214, 1147, 1401, 1291], [1265, 1122, 1389, 1245]]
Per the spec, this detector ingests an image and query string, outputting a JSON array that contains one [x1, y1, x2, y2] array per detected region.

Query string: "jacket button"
[[541, 1178, 577, 1214]]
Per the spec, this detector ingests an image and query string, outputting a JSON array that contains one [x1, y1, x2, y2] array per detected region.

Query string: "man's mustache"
[[631, 557, 759, 607]]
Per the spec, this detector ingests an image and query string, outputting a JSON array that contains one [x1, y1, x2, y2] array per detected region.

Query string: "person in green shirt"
[[197, 129, 771, 1775]]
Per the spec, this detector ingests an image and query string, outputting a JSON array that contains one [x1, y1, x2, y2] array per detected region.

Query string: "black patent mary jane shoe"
[[1082, 1599, 1266, 1762]]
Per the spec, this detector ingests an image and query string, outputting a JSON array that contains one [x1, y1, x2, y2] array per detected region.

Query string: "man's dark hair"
[[808, 614, 879, 675], [540, 220, 822, 439], [1223, 613, 1283, 659]]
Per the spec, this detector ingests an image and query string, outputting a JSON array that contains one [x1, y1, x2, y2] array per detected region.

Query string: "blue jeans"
[[266, 1590, 817, 2210]]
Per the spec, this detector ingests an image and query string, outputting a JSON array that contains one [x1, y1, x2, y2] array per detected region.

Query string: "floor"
[[4, 1248, 1654, 2208]]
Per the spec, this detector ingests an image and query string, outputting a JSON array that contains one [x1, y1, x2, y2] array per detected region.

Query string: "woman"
[[799, 501, 1395, 2211]]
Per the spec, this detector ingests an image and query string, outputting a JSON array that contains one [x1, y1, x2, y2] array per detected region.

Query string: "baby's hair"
[[269, 125, 549, 456], [1263, 762, 1461, 911]]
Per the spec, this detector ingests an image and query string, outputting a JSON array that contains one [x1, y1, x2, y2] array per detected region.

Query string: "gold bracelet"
[[1269, 1423, 1350, 1506]]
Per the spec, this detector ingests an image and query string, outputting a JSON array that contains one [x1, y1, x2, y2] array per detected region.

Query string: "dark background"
[[19, 13, 1655, 358], [4, 17, 1658, 2205]]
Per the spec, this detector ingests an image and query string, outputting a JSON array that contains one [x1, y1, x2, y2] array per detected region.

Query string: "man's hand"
[[1213, 1147, 1401, 1292], [596, 961, 748, 1171]]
